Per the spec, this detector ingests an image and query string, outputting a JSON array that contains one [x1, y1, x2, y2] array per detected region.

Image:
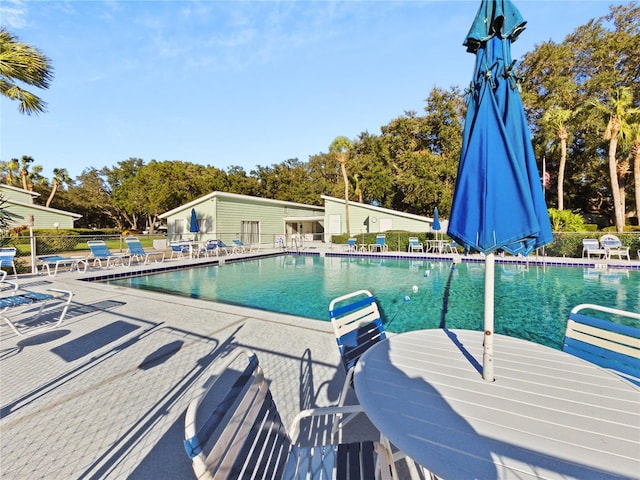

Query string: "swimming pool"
[[107, 255, 640, 350]]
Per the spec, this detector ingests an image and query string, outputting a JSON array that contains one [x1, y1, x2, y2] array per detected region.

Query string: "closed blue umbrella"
[[432, 207, 441, 240], [447, 0, 552, 381], [189, 208, 199, 239]]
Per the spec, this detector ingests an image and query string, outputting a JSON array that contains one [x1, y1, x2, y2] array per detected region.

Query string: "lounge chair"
[[600, 234, 630, 261], [198, 239, 220, 257], [232, 239, 255, 253], [329, 290, 387, 436], [562, 303, 640, 386], [0, 247, 17, 278], [169, 241, 190, 259], [582, 238, 607, 259], [216, 240, 232, 255], [124, 237, 165, 264], [369, 234, 388, 252], [345, 237, 357, 252], [184, 348, 396, 480], [87, 240, 131, 267], [408, 237, 424, 253], [0, 271, 73, 336], [37, 255, 88, 276]]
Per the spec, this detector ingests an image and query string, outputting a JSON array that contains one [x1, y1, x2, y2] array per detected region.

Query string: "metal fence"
[[4, 234, 168, 275]]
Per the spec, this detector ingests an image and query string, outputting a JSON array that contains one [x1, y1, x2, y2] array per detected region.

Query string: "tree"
[[354, 174, 363, 203], [0, 194, 11, 232], [0, 158, 20, 185], [329, 136, 352, 236], [45, 168, 72, 207], [541, 107, 572, 210], [585, 87, 639, 232], [520, 3, 640, 225], [630, 122, 640, 223], [227, 165, 261, 197], [18, 155, 33, 191], [61, 168, 115, 228], [0, 28, 53, 115]]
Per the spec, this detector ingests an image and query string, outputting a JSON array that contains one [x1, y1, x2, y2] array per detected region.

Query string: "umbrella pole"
[[483, 252, 495, 382]]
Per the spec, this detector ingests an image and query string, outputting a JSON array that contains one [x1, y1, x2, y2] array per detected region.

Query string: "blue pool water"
[[107, 255, 640, 349]]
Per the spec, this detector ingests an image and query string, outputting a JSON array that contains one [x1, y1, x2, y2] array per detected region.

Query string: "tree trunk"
[[608, 135, 624, 232], [557, 128, 567, 210], [45, 180, 58, 208], [340, 156, 350, 237]]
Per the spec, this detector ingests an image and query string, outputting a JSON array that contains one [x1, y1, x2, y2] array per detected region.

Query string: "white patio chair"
[[125, 237, 165, 264], [184, 348, 396, 480], [0, 271, 74, 336], [0, 247, 17, 278], [599, 234, 630, 261], [582, 238, 607, 259], [408, 237, 424, 253]]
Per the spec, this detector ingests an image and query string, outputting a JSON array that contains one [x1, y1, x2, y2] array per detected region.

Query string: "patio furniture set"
[[344, 235, 457, 254], [582, 234, 631, 261], [169, 238, 257, 259], [185, 290, 639, 479]]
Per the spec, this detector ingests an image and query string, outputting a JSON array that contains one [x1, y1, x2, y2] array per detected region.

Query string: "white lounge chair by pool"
[[0, 271, 74, 336]]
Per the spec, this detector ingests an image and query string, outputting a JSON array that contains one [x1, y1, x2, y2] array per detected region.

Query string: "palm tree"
[[1, 158, 20, 185], [542, 106, 572, 210], [329, 136, 352, 237], [0, 193, 11, 232], [19, 155, 34, 191], [630, 123, 640, 225], [46, 168, 72, 207], [0, 28, 53, 115], [587, 87, 640, 232]]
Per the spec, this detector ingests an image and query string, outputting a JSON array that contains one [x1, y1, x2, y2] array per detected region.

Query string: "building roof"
[[159, 191, 324, 218], [321, 195, 435, 223], [4, 198, 82, 219], [1, 183, 40, 197]]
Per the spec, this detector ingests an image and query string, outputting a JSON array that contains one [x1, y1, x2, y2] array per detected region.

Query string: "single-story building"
[[322, 195, 443, 242], [159, 191, 325, 247], [0, 184, 81, 230]]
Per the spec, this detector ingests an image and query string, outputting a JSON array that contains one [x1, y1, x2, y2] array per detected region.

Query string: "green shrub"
[[548, 209, 586, 232]]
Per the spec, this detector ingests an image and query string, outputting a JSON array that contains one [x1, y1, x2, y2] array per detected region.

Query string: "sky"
[[0, 0, 626, 182]]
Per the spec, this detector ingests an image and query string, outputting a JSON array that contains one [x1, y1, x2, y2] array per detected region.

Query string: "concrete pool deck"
[[1, 246, 638, 479]]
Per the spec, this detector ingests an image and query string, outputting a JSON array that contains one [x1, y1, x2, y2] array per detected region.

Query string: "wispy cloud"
[[124, 1, 362, 74], [0, 0, 28, 29]]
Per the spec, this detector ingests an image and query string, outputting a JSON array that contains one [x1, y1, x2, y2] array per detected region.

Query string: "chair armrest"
[[0, 279, 19, 294], [288, 404, 365, 440]]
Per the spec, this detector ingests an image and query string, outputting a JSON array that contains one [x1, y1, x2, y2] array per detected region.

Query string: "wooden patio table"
[[353, 329, 640, 480]]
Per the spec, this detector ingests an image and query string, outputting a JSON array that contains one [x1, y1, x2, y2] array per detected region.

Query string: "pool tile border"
[[323, 251, 640, 270], [79, 249, 640, 283], [80, 252, 284, 282]]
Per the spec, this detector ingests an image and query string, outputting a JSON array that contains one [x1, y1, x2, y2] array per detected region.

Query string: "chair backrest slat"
[[87, 241, 112, 257], [563, 305, 640, 386], [237, 399, 289, 479], [124, 237, 144, 251], [0, 247, 16, 268], [329, 290, 387, 373], [600, 234, 622, 248], [185, 352, 291, 480]]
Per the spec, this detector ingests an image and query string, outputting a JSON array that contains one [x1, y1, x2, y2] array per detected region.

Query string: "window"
[[174, 218, 186, 234], [242, 221, 259, 244]]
